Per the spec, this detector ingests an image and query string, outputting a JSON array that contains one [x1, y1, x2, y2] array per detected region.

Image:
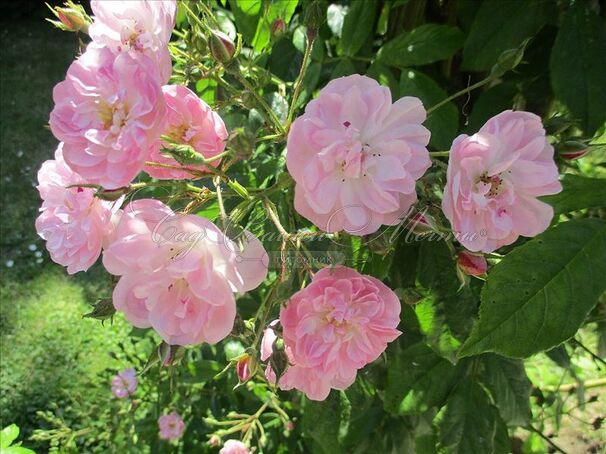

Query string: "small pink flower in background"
[[145, 85, 228, 180], [111, 368, 138, 398], [35, 145, 118, 274], [220, 439, 250, 454], [442, 110, 562, 253], [287, 74, 431, 235], [263, 266, 401, 401], [89, 0, 176, 83], [103, 199, 269, 346], [158, 412, 185, 440], [49, 46, 166, 189], [457, 250, 488, 277]]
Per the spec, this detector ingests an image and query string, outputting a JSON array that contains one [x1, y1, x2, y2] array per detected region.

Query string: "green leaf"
[[550, 2, 606, 134], [464, 81, 517, 133], [340, 0, 376, 56], [378, 24, 464, 67], [462, 0, 551, 71], [228, 0, 262, 45], [437, 381, 510, 454], [269, 38, 302, 81], [460, 218, 606, 358], [400, 70, 458, 150], [479, 354, 532, 425], [366, 62, 399, 99], [384, 342, 459, 414], [331, 59, 357, 79], [252, 0, 299, 52], [195, 78, 217, 104], [541, 174, 606, 216], [302, 392, 351, 454], [1, 424, 19, 448]]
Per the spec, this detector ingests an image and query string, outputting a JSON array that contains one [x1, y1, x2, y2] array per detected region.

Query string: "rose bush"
[[30, 0, 606, 452]]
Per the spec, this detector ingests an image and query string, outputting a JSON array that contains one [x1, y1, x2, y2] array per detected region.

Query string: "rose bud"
[[209, 30, 235, 64], [558, 140, 589, 161], [457, 250, 488, 277], [46, 0, 91, 33], [271, 19, 286, 37], [236, 353, 257, 384], [407, 212, 436, 236]]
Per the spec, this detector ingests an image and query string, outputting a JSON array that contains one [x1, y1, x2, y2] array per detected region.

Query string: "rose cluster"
[[37, 0, 562, 415]]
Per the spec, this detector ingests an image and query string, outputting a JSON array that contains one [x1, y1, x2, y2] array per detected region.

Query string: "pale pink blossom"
[[220, 439, 249, 454], [89, 0, 176, 83], [49, 46, 166, 189], [103, 199, 268, 346], [287, 74, 431, 235], [111, 367, 138, 398], [442, 110, 562, 252], [158, 412, 185, 440], [145, 85, 228, 180], [35, 145, 118, 274], [263, 266, 401, 401]]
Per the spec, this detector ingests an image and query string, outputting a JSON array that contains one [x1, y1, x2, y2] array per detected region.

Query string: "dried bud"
[[489, 38, 530, 78], [365, 232, 394, 256], [398, 288, 423, 306], [209, 30, 235, 64], [304, 0, 326, 41], [46, 0, 91, 33], [558, 140, 589, 160], [83, 298, 116, 321], [96, 186, 129, 201], [457, 250, 488, 277], [269, 342, 289, 381], [207, 435, 221, 447], [227, 127, 256, 161], [158, 342, 185, 367], [271, 19, 286, 37]]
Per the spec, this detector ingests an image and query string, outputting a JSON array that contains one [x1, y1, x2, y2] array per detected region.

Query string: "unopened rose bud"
[[407, 212, 436, 236], [209, 30, 235, 64], [489, 38, 529, 78], [558, 140, 589, 160], [46, 0, 91, 33], [236, 354, 256, 383], [457, 250, 487, 277], [158, 342, 185, 367], [285, 421, 295, 431], [304, 0, 326, 41], [208, 435, 221, 447], [271, 19, 286, 37]]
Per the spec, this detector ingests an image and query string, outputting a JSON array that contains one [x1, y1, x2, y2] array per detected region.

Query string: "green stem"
[[427, 76, 495, 115], [287, 35, 315, 126], [234, 72, 286, 136], [429, 151, 450, 157], [214, 176, 228, 230], [525, 425, 568, 454]]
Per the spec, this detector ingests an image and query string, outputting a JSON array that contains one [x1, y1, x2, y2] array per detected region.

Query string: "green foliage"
[[460, 219, 606, 358]]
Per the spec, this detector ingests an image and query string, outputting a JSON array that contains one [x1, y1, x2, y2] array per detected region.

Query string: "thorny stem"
[[287, 35, 315, 126]]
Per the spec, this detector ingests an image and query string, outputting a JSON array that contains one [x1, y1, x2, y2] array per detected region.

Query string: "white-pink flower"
[[145, 85, 228, 180], [158, 412, 185, 440], [103, 199, 268, 346], [442, 110, 562, 253], [263, 266, 401, 401], [35, 145, 118, 274], [287, 74, 431, 235], [89, 0, 176, 83], [49, 46, 166, 189], [220, 439, 250, 454], [111, 367, 138, 398]]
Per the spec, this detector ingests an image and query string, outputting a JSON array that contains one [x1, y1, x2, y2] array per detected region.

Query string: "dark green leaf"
[[378, 24, 464, 67], [384, 342, 459, 414], [460, 219, 606, 358], [541, 174, 606, 216], [479, 354, 532, 425], [302, 392, 351, 454], [400, 70, 458, 150], [366, 62, 399, 99], [550, 2, 606, 134], [437, 381, 510, 454], [269, 38, 302, 81], [340, 0, 376, 56], [465, 82, 517, 133], [545, 344, 571, 369], [331, 59, 357, 79], [462, 0, 552, 71]]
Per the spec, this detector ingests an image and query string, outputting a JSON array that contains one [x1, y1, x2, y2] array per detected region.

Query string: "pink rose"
[[158, 412, 185, 440], [264, 266, 401, 401], [111, 367, 138, 398], [103, 199, 268, 345], [49, 46, 166, 189], [145, 85, 228, 180], [220, 439, 250, 454], [442, 110, 562, 253], [89, 0, 176, 83], [287, 74, 431, 235], [35, 145, 118, 274]]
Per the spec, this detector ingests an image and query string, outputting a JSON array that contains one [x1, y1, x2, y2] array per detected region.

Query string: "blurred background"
[[0, 1, 604, 453]]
